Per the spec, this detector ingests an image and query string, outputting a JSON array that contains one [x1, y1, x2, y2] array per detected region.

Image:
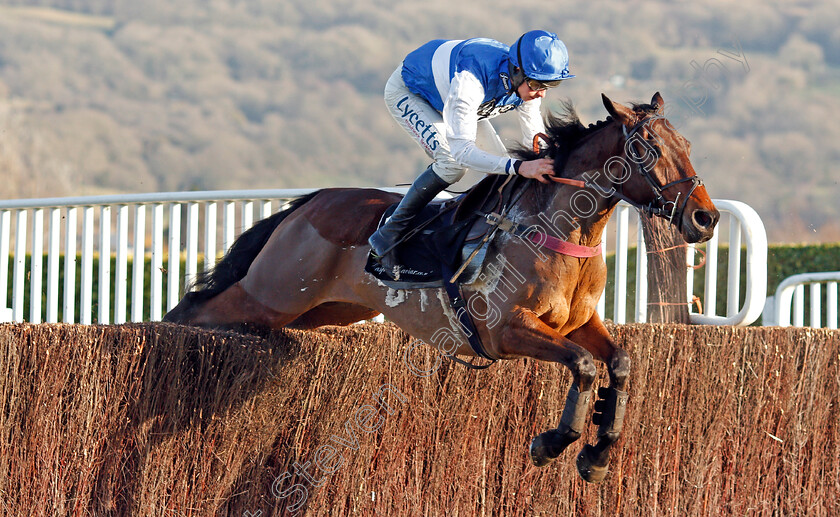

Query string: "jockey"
[[369, 30, 575, 275]]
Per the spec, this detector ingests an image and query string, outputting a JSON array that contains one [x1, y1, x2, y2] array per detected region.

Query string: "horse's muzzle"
[[681, 206, 720, 243]]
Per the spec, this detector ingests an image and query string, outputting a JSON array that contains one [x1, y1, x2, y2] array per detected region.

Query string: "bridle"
[[617, 117, 703, 230], [544, 115, 704, 231]]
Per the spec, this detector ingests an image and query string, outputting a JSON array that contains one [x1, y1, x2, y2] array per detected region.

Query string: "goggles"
[[526, 78, 564, 91]]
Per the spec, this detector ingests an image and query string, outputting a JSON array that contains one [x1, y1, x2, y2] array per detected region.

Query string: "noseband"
[[617, 118, 703, 230]]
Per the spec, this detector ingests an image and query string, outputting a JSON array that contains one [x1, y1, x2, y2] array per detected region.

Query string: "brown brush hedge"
[[0, 322, 838, 516]]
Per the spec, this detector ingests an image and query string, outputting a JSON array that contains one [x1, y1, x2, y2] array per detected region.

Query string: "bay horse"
[[164, 93, 719, 483]]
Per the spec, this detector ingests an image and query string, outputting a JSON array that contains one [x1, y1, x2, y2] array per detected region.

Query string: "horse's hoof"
[[576, 444, 609, 483], [529, 432, 558, 467]]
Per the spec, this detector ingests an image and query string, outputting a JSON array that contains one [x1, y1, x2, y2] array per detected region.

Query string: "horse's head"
[[601, 92, 719, 243]]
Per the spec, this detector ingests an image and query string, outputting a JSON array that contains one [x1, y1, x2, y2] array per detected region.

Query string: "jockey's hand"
[[518, 158, 555, 183]]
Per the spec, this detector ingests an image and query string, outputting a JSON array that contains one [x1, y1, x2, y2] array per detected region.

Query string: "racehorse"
[[164, 93, 719, 482]]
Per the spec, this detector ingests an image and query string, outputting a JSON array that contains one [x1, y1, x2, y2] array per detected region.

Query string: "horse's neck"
[[540, 125, 624, 246]]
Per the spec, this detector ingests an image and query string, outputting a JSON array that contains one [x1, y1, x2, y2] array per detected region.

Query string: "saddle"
[[364, 174, 524, 289]]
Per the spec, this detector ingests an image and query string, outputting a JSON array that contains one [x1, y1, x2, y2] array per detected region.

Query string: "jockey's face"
[[517, 79, 548, 101]]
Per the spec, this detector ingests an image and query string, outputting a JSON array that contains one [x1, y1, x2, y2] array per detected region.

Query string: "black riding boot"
[[368, 166, 449, 277]]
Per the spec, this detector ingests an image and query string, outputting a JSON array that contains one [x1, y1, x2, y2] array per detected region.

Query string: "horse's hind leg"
[[287, 302, 380, 329], [188, 282, 303, 329], [566, 313, 631, 483]]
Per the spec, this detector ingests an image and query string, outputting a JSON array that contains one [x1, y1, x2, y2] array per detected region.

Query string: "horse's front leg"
[[566, 313, 631, 483], [499, 309, 598, 470]]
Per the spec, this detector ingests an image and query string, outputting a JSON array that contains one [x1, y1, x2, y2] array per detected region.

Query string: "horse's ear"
[[601, 93, 635, 125], [651, 92, 665, 112]]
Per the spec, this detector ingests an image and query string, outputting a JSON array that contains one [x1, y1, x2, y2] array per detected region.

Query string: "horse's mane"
[[511, 100, 613, 171], [512, 99, 660, 168]]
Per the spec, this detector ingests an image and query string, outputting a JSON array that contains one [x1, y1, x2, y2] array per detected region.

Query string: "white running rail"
[[0, 189, 325, 324], [0, 191, 766, 326], [598, 199, 767, 326], [686, 200, 767, 326], [765, 271, 840, 328]]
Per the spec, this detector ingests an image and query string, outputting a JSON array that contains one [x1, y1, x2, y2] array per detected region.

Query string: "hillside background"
[[0, 0, 838, 243]]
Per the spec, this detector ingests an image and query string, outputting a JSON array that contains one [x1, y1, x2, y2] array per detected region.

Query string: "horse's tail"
[[187, 190, 321, 300]]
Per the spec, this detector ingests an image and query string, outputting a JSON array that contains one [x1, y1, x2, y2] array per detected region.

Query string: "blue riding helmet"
[[509, 30, 575, 81]]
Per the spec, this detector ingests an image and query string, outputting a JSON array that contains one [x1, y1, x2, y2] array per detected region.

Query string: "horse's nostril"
[[693, 210, 714, 229]]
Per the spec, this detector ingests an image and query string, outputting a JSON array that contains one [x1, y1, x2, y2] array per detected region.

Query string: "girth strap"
[[440, 260, 497, 369]]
